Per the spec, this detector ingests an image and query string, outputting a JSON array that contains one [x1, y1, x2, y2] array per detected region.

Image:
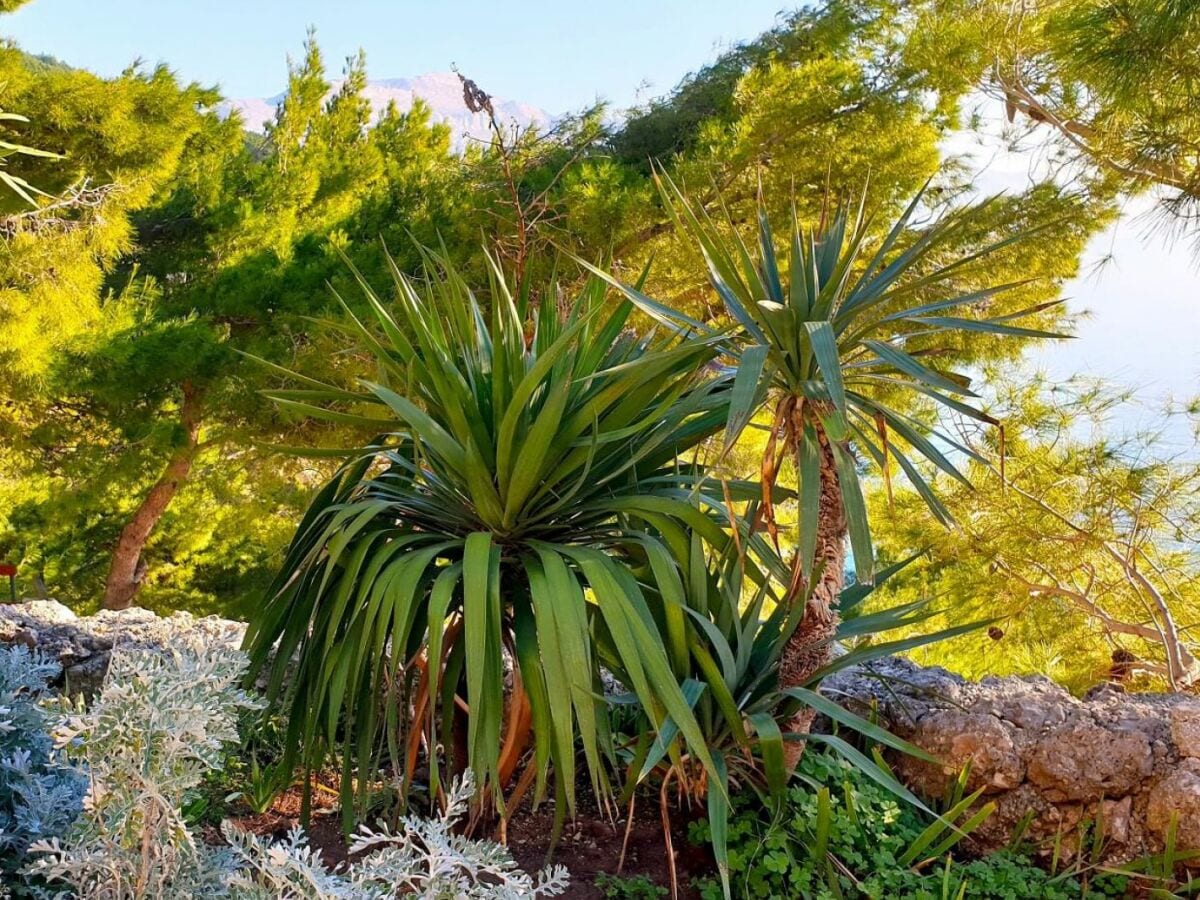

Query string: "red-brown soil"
[[221, 780, 716, 898], [505, 794, 711, 899]]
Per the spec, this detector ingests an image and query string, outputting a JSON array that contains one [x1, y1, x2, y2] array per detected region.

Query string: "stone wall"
[[0, 600, 245, 697], [825, 656, 1200, 865], [4, 600, 1197, 866]]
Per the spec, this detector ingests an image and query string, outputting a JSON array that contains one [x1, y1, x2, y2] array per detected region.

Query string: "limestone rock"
[[822, 656, 1200, 865], [1026, 723, 1152, 801], [1100, 796, 1132, 844], [0, 600, 246, 697], [898, 711, 1023, 795], [1146, 759, 1200, 855], [1170, 703, 1200, 759]]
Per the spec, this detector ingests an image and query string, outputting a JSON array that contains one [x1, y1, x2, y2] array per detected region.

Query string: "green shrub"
[[594, 873, 667, 899], [608, 549, 968, 895], [689, 750, 1128, 900]]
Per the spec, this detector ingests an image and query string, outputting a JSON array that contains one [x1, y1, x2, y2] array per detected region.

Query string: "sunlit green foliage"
[[626, 174, 1068, 585], [869, 374, 1200, 693], [0, 55, 207, 380], [0, 44, 223, 609], [976, 0, 1200, 236], [0, 35, 463, 614]]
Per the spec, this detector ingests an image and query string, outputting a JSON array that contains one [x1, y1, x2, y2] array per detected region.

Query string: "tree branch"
[[992, 67, 1192, 192]]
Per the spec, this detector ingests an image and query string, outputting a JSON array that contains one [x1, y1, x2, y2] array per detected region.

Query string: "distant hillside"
[[17, 49, 73, 74], [217, 71, 552, 149]]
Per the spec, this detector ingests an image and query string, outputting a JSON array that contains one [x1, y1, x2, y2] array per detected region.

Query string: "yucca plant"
[[0, 108, 62, 207], [617, 539, 979, 898], [589, 173, 1058, 770], [243, 245, 774, 828]]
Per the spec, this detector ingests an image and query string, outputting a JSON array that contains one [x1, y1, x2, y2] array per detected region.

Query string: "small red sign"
[[0, 565, 16, 577]]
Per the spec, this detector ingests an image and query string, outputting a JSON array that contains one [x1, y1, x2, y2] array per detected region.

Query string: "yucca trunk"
[[780, 426, 846, 771], [102, 383, 202, 611]]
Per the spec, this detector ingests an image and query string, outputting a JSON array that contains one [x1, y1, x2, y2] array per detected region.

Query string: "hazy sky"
[[949, 110, 1200, 452], [1035, 216, 1198, 451], [5, 0, 1198, 448], [3, 0, 789, 112]]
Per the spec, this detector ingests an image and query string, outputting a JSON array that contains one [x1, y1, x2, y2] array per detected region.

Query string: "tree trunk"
[[101, 383, 202, 611], [780, 428, 846, 771]]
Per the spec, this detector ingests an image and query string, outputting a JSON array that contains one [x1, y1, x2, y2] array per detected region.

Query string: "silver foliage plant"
[[26, 640, 261, 899], [224, 771, 569, 899], [22, 641, 568, 899], [0, 647, 86, 895]]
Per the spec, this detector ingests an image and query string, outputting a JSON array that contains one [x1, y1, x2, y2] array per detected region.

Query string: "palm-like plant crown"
[[598, 174, 1060, 592], [245, 246, 773, 818]]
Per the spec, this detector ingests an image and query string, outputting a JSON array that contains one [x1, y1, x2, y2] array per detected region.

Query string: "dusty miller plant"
[[223, 771, 569, 899], [0, 646, 85, 896], [25, 641, 260, 899], [21, 642, 565, 899]]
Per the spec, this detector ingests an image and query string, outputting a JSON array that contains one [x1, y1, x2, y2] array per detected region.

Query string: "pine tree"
[[977, 0, 1200, 236], [1, 5, 1126, 614]]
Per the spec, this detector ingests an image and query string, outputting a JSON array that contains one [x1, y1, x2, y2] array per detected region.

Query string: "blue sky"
[[5, 0, 1198, 448], [3, 0, 789, 113]]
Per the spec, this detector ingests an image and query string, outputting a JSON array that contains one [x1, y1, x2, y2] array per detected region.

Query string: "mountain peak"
[[218, 73, 552, 150]]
